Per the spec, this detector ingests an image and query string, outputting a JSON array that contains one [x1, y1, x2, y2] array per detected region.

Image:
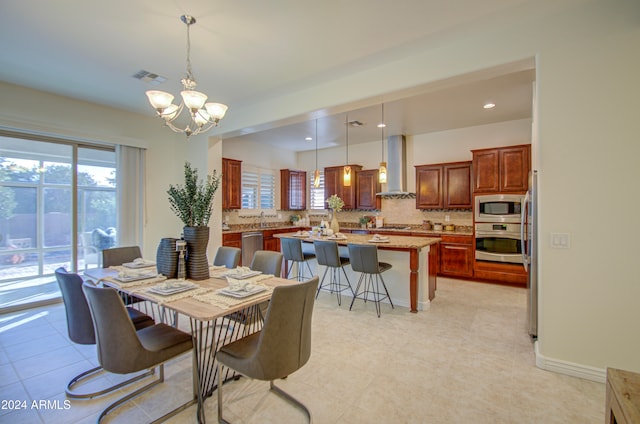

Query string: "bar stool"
[[313, 239, 353, 305], [281, 237, 316, 281], [347, 243, 394, 317]]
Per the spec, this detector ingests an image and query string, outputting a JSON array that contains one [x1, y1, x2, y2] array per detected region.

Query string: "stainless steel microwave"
[[475, 194, 524, 223]]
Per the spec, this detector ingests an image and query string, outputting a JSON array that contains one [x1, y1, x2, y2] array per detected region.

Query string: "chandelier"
[[146, 15, 228, 138], [378, 104, 387, 184]]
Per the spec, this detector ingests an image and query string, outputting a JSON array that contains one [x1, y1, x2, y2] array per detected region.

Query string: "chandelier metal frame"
[[145, 15, 228, 138]]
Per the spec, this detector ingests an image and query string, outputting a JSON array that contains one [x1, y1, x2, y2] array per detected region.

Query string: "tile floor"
[[0, 278, 605, 423]]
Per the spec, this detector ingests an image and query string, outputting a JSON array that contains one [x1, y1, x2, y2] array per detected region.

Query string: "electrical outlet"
[[445, 215, 450, 222], [550, 233, 570, 249]]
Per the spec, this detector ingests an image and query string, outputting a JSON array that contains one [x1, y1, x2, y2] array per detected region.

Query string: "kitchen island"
[[275, 232, 440, 312]]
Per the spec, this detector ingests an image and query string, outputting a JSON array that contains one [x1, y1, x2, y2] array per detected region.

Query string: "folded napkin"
[[226, 277, 256, 292], [295, 230, 310, 236], [372, 234, 389, 241]]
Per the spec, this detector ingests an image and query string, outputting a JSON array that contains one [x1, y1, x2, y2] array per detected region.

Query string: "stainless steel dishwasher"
[[241, 232, 263, 266]]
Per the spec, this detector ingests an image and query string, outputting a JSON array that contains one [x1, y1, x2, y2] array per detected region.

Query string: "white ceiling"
[[0, 0, 536, 151]]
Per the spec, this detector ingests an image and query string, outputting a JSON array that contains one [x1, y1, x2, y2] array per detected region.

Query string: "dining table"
[[84, 265, 294, 424]]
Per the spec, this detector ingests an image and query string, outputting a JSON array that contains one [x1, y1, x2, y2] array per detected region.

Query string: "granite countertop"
[[222, 224, 301, 234], [274, 231, 441, 249]]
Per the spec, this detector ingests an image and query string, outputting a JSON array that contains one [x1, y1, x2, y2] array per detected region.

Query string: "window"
[[241, 168, 275, 210], [0, 134, 116, 311], [309, 170, 325, 210]]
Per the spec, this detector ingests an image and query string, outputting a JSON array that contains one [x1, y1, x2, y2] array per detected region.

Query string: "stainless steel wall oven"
[[475, 222, 523, 264]]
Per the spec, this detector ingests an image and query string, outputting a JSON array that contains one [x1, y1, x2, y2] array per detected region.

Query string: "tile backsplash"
[[222, 198, 472, 228]]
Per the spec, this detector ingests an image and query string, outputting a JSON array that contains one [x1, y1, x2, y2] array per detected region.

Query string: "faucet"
[[260, 211, 267, 228]]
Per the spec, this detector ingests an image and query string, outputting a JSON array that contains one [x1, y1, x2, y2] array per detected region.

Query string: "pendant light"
[[343, 114, 351, 187], [313, 119, 320, 188], [378, 104, 388, 184]]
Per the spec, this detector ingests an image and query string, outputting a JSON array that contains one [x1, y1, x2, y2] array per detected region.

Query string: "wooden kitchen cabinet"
[[356, 169, 381, 210], [262, 229, 281, 252], [222, 158, 242, 209], [472, 144, 530, 193], [415, 161, 472, 209], [324, 165, 362, 210], [280, 169, 306, 210], [439, 235, 474, 278], [222, 232, 242, 250]]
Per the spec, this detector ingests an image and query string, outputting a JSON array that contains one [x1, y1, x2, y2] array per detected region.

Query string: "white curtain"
[[116, 145, 145, 247]]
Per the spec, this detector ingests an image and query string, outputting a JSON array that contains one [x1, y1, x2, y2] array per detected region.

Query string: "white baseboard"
[[534, 341, 606, 383]]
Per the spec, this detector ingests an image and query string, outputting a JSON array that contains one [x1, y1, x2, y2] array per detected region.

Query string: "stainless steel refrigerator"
[[523, 170, 538, 338]]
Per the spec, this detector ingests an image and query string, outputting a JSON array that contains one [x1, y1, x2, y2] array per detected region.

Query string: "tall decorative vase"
[[156, 238, 178, 278], [330, 210, 340, 234], [183, 226, 210, 280]]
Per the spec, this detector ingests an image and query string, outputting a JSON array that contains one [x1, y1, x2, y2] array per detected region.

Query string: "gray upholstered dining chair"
[[280, 237, 316, 281], [82, 283, 196, 423], [54, 267, 154, 399], [249, 250, 283, 277], [217, 276, 320, 423], [101, 245, 142, 268], [347, 243, 394, 317], [213, 246, 241, 269], [313, 239, 353, 305]]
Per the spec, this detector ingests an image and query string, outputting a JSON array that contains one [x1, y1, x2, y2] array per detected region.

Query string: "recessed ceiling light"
[[377, 123, 386, 128], [483, 102, 496, 109], [305, 137, 313, 142]]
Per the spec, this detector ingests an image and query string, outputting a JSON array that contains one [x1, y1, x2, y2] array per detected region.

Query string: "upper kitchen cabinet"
[[222, 158, 242, 209], [472, 144, 531, 193], [324, 165, 362, 210], [356, 169, 381, 210], [415, 161, 472, 209], [280, 169, 306, 210]]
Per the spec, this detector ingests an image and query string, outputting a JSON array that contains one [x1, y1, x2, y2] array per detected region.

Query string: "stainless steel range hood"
[[376, 135, 416, 198]]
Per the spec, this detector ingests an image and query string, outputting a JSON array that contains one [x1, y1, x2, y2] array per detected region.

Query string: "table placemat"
[[193, 275, 275, 309], [134, 286, 213, 305], [100, 274, 167, 289]]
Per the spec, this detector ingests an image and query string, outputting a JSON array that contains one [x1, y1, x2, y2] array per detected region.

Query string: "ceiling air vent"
[[348, 120, 365, 127], [132, 70, 167, 86]]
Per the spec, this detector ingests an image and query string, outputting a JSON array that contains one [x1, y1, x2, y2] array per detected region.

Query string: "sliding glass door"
[[0, 135, 116, 311]]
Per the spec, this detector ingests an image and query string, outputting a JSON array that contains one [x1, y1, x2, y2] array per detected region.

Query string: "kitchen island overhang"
[[275, 232, 441, 312]]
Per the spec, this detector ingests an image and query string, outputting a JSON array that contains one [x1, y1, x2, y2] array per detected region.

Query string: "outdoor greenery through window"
[[241, 168, 275, 210], [309, 170, 325, 210], [0, 135, 116, 310]]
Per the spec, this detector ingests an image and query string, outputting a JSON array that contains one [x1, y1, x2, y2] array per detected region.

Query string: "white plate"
[[222, 270, 262, 279], [368, 239, 390, 243], [148, 282, 198, 296], [123, 260, 156, 269], [292, 233, 309, 238], [113, 271, 159, 282], [216, 285, 267, 298]]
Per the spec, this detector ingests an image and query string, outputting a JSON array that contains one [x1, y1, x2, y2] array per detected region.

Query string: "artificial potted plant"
[[167, 162, 220, 280]]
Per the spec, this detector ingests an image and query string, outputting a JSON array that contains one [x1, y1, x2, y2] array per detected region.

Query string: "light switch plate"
[[550, 233, 570, 249]]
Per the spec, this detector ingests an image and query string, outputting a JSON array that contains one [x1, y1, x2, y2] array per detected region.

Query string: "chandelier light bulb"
[[205, 102, 228, 120], [379, 162, 388, 183], [343, 165, 351, 187], [313, 169, 320, 188], [161, 104, 180, 121], [181, 90, 208, 110], [146, 90, 174, 110]]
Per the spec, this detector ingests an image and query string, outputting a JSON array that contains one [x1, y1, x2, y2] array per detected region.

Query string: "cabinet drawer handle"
[[443, 245, 467, 250]]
